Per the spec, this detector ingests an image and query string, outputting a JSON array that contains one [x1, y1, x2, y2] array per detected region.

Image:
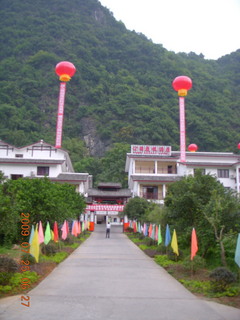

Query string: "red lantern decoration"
[[188, 144, 198, 152], [55, 61, 76, 82], [172, 76, 192, 96]]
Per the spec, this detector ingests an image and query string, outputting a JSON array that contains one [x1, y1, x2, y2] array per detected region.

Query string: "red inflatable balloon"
[[172, 76, 192, 96], [55, 61, 76, 81], [188, 144, 198, 152]]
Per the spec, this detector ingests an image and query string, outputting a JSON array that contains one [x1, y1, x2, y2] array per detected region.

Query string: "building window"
[[142, 186, 158, 200], [37, 166, 49, 176], [217, 169, 229, 178], [11, 174, 23, 180], [15, 154, 23, 158]]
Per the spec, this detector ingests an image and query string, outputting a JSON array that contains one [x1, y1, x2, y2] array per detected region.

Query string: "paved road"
[[1, 225, 240, 320]]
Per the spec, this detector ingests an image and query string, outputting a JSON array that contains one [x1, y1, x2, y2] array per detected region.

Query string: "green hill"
[[1, 0, 240, 185]]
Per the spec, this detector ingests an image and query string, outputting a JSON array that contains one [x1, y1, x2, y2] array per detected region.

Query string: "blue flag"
[[165, 224, 171, 246], [234, 233, 240, 268]]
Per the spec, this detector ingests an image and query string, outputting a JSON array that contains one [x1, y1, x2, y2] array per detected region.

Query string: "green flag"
[[234, 233, 240, 268], [44, 221, 52, 245], [158, 224, 162, 245]]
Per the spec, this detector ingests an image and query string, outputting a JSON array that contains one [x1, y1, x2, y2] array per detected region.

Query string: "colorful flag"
[[29, 225, 34, 245], [138, 222, 141, 233], [53, 221, 59, 242], [61, 220, 68, 240], [30, 224, 39, 263], [72, 220, 78, 237], [148, 224, 152, 237], [165, 224, 171, 246], [143, 223, 146, 236], [191, 228, 198, 260], [51, 230, 54, 240], [171, 229, 179, 256], [82, 221, 85, 232], [133, 221, 137, 233], [234, 233, 240, 268], [151, 224, 155, 240], [158, 225, 162, 245], [44, 221, 51, 245], [155, 225, 159, 242], [38, 221, 44, 244]]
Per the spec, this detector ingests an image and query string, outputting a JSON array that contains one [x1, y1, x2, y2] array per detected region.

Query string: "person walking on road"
[[106, 221, 111, 238]]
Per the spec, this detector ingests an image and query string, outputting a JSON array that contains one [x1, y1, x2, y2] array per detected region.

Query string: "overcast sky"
[[99, 0, 240, 60]]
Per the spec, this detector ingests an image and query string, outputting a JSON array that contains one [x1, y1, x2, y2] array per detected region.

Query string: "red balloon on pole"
[[55, 61, 76, 82], [55, 61, 76, 148], [172, 75, 192, 163], [188, 144, 198, 152], [172, 76, 192, 96]]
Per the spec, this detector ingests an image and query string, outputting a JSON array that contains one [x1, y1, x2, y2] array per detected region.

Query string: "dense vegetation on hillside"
[[1, 0, 240, 184]]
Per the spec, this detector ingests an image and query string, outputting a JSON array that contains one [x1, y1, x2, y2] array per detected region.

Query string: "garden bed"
[[127, 233, 240, 309], [0, 232, 91, 299]]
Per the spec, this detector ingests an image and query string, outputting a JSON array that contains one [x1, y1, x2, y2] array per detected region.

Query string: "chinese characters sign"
[[131, 145, 171, 156], [86, 205, 125, 212]]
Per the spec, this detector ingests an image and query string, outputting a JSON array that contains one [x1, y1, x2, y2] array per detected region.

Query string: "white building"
[[0, 140, 92, 195], [125, 145, 240, 204]]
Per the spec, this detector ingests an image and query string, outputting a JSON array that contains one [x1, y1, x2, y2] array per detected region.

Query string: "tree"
[[202, 189, 240, 266], [0, 178, 86, 245], [122, 197, 151, 222], [164, 170, 240, 258]]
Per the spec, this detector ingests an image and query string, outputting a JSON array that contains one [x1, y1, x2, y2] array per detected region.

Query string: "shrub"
[[41, 252, 68, 264], [154, 255, 175, 267], [209, 267, 236, 292], [63, 236, 74, 245], [9, 271, 39, 288], [42, 242, 59, 256], [21, 253, 36, 265], [182, 255, 206, 273], [125, 227, 134, 233], [0, 272, 13, 285], [137, 233, 145, 240], [167, 249, 184, 261], [156, 244, 166, 254], [0, 256, 18, 273], [143, 237, 156, 246], [0, 285, 12, 293]]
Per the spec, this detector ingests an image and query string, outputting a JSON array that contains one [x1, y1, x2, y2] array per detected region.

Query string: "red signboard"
[[86, 205, 124, 212], [131, 145, 171, 156]]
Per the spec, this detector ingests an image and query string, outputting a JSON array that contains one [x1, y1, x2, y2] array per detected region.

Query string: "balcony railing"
[[135, 167, 177, 174], [141, 192, 160, 200]]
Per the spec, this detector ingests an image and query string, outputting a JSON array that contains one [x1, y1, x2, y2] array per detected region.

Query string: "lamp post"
[[172, 76, 192, 162], [55, 61, 76, 148]]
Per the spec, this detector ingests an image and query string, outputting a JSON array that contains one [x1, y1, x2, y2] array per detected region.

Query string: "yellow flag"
[[30, 224, 40, 263], [171, 229, 179, 256]]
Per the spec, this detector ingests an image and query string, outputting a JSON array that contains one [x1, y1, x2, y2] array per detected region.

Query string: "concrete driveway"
[[1, 225, 240, 320]]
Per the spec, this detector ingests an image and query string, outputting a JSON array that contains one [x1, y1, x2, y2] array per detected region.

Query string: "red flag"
[[72, 221, 78, 237], [191, 228, 198, 260], [155, 225, 159, 242], [53, 221, 59, 242], [133, 221, 137, 233], [148, 224, 152, 237]]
